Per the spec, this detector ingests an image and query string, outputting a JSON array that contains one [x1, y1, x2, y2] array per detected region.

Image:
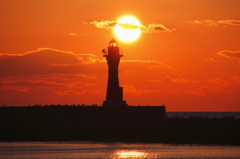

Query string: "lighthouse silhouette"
[[102, 39, 128, 107]]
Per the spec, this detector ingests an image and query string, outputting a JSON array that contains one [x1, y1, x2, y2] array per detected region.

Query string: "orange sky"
[[0, 0, 240, 111]]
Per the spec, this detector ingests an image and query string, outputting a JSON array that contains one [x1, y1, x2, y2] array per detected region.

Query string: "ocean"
[[0, 142, 240, 159]]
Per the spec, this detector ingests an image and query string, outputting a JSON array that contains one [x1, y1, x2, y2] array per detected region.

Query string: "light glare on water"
[[0, 142, 240, 159], [110, 150, 150, 158]]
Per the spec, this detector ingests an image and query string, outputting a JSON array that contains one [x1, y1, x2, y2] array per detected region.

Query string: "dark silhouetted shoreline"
[[0, 106, 239, 145]]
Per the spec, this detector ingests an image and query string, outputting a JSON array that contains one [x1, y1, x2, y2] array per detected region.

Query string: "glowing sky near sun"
[[0, 0, 240, 111], [114, 16, 141, 42]]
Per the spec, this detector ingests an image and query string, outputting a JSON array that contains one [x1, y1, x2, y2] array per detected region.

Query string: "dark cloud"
[[0, 47, 171, 78], [0, 48, 101, 76], [231, 21, 240, 25], [0, 80, 64, 88], [0, 80, 95, 89], [108, 21, 118, 27], [118, 23, 139, 30], [217, 50, 240, 59], [141, 24, 174, 33], [154, 27, 165, 30]]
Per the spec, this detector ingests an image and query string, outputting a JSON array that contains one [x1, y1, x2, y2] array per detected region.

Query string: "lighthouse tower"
[[102, 39, 127, 107]]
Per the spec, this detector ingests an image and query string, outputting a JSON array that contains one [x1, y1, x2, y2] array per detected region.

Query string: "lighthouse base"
[[103, 100, 128, 107]]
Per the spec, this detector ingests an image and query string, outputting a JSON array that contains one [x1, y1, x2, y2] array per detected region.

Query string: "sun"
[[114, 16, 141, 42]]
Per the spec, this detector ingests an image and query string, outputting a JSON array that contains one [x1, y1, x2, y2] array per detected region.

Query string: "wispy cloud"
[[191, 19, 240, 26], [121, 59, 165, 65], [0, 48, 78, 60], [118, 23, 139, 30], [145, 79, 162, 83], [184, 84, 239, 96], [205, 58, 215, 62], [67, 33, 78, 36], [85, 20, 175, 33], [123, 84, 180, 95], [209, 78, 229, 87], [184, 85, 209, 96], [217, 50, 240, 60], [171, 78, 199, 83], [85, 20, 117, 29], [230, 76, 240, 84], [0, 79, 96, 88], [0, 85, 30, 92], [192, 29, 215, 33], [50, 88, 104, 96], [141, 24, 175, 33], [49, 73, 97, 80]]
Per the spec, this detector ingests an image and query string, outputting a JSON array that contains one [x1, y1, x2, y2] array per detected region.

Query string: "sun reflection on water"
[[109, 150, 157, 159]]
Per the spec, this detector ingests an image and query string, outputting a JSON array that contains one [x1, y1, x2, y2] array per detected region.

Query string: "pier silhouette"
[[0, 105, 239, 145]]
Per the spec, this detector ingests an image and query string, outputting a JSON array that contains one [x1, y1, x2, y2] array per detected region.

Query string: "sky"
[[0, 0, 240, 111]]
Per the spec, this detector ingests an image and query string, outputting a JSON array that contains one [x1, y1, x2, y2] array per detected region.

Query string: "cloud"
[[191, 19, 240, 26], [205, 58, 215, 62], [51, 53, 104, 65], [48, 73, 97, 80], [230, 76, 240, 84], [123, 84, 180, 95], [0, 48, 79, 64], [192, 29, 215, 33], [184, 85, 209, 96], [118, 23, 139, 30], [0, 47, 170, 78], [28, 73, 97, 80], [85, 20, 175, 33], [120, 59, 172, 73], [171, 78, 199, 83], [0, 85, 30, 92], [0, 48, 103, 97], [0, 79, 96, 88], [86, 20, 117, 29], [217, 50, 240, 60], [52, 88, 105, 96], [67, 33, 78, 36], [145, 80, 162, 83], [184, 83, 240, 96], [88, 20, 140, 30], [209, 78, 229, 87], [0, 48, 104, 76], [50, 89, 87, 96], [121, 59, 165, 65], [141, 24, 175, 33], [123, 85, 139, 94]]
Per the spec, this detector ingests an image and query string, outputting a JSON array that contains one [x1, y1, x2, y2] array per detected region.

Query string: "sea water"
[[0, 142, 240, 159]]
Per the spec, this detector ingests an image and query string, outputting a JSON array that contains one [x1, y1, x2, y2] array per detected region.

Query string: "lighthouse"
[[102, 39, 127, 107]]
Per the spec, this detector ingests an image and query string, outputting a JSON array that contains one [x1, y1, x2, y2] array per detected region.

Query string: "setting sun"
[[114, 16, 141, 42]]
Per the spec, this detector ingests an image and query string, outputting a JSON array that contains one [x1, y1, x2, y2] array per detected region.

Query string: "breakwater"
[[0, 106, 239, 145]]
